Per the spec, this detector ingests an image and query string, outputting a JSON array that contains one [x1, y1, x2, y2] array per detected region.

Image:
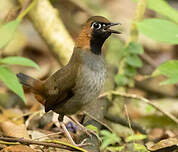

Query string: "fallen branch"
[[0, 136, 86, 152], [99, 91, 178, 124]]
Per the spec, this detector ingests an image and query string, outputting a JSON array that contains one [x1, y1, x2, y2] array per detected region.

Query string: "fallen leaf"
[[147, 138, 178, 151], [0, 145, 35, 152], [0, 121, 30, 139]]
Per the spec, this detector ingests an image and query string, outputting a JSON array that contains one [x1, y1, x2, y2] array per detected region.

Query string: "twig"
[[99, 91, 178, 124], [128, 0, 147, 43], [84, 111, 113, 132], [33, 132, 62, 140], [104, 113, 147, 134], [0, 136, 86, 151], [124, 105, 135, 143], [13, 110, 42, 121], [140, 53, 157, 68], [18, 0, 32, 17]]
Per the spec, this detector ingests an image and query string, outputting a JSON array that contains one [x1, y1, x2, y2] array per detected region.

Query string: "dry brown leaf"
[[147, 138, 178, 151], [0, 145, 35, 152], [0, 121, 30, 139], [0, 109, 24, 125]]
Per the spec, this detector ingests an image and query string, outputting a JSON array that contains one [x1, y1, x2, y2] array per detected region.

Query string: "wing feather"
[[44, 63, 78, 112]]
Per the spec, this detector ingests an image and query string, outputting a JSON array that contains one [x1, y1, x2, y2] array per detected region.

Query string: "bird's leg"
[[67, 116, 99, 139], [58, 115, 87, 147]]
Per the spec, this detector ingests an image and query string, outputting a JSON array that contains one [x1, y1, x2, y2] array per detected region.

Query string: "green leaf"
[[126, 134, 147, 142], [125, 42, 144, 54], [153, 60, 178, 85], [0, 56, 40, 70], [86, 124, 99, 134], [132, 0, 178, 23], [100, 130, 121, 150], [114, 74, 129, 86], [147, 0, 178, 24], [125, 65, 137, 77], [153, 60, 178, 77], [100, 130, 112, 137], [107, 146, 125, 152], [0, 19, 21, 49], [126, 55, 142, 67], [100, 138, 112, 150], [137, 19, 178, 44], [134, 143, 149, 152], [145, 105, 155, 113], [0, 0, 37, 49], [159, 77, 178, 85], [0, 66, 25, 102]]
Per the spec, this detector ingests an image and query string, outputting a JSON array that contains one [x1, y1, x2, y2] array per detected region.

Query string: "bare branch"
[[0, 136, 86, 152]]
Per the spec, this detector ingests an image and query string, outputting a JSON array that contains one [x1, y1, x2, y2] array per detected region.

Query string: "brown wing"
[[43, 62, 78, 112]]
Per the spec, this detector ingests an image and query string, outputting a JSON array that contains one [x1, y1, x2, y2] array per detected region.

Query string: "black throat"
[[90, 34, 107, 55]]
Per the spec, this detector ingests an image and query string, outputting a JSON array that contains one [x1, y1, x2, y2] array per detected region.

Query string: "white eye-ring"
[[91, 22, 102, 29]]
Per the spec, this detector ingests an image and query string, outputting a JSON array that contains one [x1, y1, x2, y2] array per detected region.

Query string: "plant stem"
[[128, 0, 147, 43], [17, 0, 38, 21], [118, 0, 147, 89]]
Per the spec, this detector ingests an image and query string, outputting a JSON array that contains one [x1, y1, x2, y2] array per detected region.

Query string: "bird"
[[17, 16, 120, 146]]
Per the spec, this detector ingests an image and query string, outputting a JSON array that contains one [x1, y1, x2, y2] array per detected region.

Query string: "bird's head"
[[75, 16, 121, 55]]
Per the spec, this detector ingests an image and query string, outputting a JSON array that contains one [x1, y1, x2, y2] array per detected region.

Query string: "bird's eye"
[[91, 22, 102, 29]]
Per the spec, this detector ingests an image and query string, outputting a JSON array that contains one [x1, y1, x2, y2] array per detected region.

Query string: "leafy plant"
[[152, 60, 178, 85], [106, 146, 125, 152], [0, 56, 40, 70], [133, 0, 178, 23], [126, 134, 147, 142], [134, 143, 149, 152], [137, 19, 178, 44], [100, 129, 148, 152], [132, 0, 178, 85], [0, 57, 39, 102], [100, 130, 121, 151], [115, 42, 144, 87], [0, 0, 38, 102], [0, 19, 21, 48], [86, 124, 99, 134]]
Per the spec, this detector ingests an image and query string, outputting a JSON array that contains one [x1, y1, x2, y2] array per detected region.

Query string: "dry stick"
[[99, 91, 178, 125], [0, 137, 85, 152], [33, 132, 62, 141], [83, 111, 113, 132], [0, 137, 69, 150], [104, 113, 147, 134], [140, 53, 157, 68], [124, 105, 134, 138]]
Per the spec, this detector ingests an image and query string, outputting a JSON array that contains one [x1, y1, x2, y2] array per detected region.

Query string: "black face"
[[90, 21, 120, 55], [91, 22, 111, 39], [91, 22, 120, 38]]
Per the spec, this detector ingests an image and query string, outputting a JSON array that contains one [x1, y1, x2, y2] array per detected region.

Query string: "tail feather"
[[16, 73, 42, 93]]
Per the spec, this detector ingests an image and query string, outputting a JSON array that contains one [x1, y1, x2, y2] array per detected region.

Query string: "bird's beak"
[[106, 22, 121, 34]]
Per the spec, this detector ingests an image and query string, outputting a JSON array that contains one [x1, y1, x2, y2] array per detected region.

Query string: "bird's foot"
[[60, 121, 91, 147], [67, 116, 97, 138], [80, 126, 98, 138], [73, 138, 91, 147]]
